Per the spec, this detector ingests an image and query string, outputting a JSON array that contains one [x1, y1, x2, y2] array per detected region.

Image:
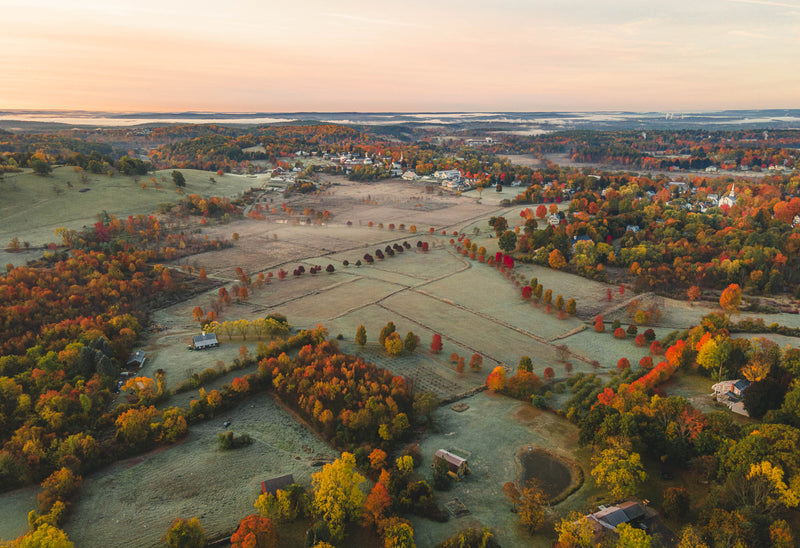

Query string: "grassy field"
[[64, 394, 336, 548], [410, 391, 598, 548], [0, 167, 266, 248]]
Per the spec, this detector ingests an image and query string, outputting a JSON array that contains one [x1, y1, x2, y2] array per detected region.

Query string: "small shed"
[[192, 332, 219, 350], [126, 350, 146, 368], [261, 474, 294, 495], [434, 449, 469, 478]]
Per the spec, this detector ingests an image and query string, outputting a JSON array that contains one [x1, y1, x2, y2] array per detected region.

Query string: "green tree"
[[491, 216, 508, 236], [403, 331, 417, 353], [518, 356, 533, 373], [378, 322, 396, 346], [31, 158, 52, 176], [171, 170, 186, 187], [311, 452, 366, 539], [591, 439, 647, 499], [498, 230, 517, 253], [161, 517, 206, 548], [566, 298, 577, 315], [355, 325, 367, 347]]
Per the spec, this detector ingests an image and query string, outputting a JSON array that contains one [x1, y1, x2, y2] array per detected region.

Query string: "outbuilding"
[[260, 474, 295, 495], [192, 332, 219, 350], [433, 449, 469, 478]]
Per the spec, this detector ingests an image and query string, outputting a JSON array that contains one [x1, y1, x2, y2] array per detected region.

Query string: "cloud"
[[728, 29, 767, 37], [725, 0, 800, 8]]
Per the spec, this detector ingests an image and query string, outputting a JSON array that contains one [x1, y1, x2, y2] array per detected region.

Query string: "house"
[[126, 350, 146, 369], [192, 332, 219, 350], [719, 184, 737, 208], [433, 449, 469, 478], [712, 378, 751, 416], [794, 215, 800, 228], [587, 501, 647, 532], [705, 166, 718, 173], [433, 169, 461, 180], [548, 213, 561, 227], [401, 171, 419, 181], [625, 225, 641, 233], [261, 474, 294, 495]]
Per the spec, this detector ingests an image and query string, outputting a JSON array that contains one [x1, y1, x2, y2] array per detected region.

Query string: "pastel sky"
[[2, 0, 799, 112]]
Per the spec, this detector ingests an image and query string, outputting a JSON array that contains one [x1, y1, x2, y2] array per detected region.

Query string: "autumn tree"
[[616, 523, 652, 548], [687, 286, 700, 302], [312, 452, 366, 539], [162, 517, 206, 548], [37, 467, 82, 513], [548, 249, 567, 270], [719, 283, 742, 314], [590, 439, 647, 499], [517, 481, 548, 533], [382, 517, 416, 548], [486, 366, 506, 392], [518, 356, 532, 373], [385, 332, 403, 356], [230, 514, 277, 548], [355, 325, 367, 346], [554, 511, 594, 548], [431, 334, 443, 353], [378, 322, 396, 346], [362, 480, 391, 531]]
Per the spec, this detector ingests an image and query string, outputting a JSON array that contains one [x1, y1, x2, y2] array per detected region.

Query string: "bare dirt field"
[[64, 394, 336, 548]]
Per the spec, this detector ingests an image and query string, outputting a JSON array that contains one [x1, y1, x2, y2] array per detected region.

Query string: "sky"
[[2, 0, 799, 112]]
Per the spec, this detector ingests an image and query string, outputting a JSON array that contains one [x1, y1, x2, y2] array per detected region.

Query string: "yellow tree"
[[312, 452, 366, 539], [16, 523, 74, 548], [616, 523, 651, 548], [554, 511, 594, 548], [591, 439, 647, 499], [122, 377, 159, 404]]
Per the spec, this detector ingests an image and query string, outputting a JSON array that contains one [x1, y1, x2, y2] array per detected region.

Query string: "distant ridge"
[[1, 109, 800, 131]]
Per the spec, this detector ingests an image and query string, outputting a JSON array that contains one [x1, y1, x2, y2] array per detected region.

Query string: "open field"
[[0, 486, 39, 542], [64, 394, 336, 548], [0, 168, 268, 247], [411, 391, 598, 548]]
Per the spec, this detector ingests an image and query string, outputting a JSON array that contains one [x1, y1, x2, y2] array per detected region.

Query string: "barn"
[[261, 474, 295, 495], [433, 449, 469, 478], [192, 332, 219, 350]]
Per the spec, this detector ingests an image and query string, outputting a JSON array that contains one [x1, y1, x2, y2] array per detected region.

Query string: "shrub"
[[614, 327, 626, 339], [635, 334, 646, 347], [639, 356, 653, 369], [627, 324, 637, 336], [617, 358, 630, 371], [643, 328, 656, 342]]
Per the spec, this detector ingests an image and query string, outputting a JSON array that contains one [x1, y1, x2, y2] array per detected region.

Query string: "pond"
[[519, 448, 574, 501]]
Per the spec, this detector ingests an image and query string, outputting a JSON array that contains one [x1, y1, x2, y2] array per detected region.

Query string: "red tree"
[[230, 514, 276, 548], [431, 334, 443, 353], [617, 358, 630, 371]]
